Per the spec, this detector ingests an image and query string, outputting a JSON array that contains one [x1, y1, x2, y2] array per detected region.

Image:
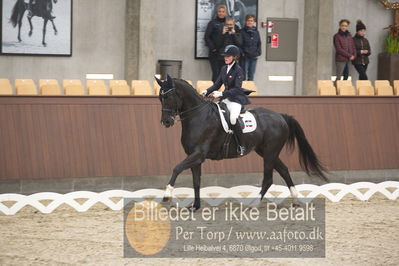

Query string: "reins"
[[162, 101, 211, 122], [178, 101, 211, 121], [160, 84, 212, 122]]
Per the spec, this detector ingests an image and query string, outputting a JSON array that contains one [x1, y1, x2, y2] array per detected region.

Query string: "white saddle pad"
[[240, 111, 257, 133], [215, 103, 257, 134]]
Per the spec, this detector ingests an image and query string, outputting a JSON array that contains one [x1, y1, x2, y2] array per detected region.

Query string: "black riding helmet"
[[221, 45, 240, 57]]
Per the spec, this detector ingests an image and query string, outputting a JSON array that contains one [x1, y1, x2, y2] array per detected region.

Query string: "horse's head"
[[155, 75, 182, 128]]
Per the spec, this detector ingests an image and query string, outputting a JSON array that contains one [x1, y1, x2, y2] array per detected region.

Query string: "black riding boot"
[[232, 123, 246, 156]]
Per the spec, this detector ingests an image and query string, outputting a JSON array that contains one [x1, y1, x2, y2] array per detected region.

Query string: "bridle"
[[160, 86, 209, 122], [160, 87, 179, 118]]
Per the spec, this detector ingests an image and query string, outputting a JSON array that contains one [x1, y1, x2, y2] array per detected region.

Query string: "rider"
[[202, 44, 253, 156]]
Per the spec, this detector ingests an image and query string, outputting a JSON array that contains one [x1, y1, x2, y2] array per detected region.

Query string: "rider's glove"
[[212, 91, 223, 98], [201, 90, 208, 96]]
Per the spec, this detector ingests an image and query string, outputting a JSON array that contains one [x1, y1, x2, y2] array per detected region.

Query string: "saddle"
[[216, 102, 257, 134], [214, 102, 257, 158]]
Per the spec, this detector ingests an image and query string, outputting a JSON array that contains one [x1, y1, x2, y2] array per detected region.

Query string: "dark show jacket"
[[204, 17, 226, 53], [205, 18, 242, 54], [353, 34, 371, 65], [206, 63, 252, 105], [222, 25, 243, 52], [240, 26, 262, 58]]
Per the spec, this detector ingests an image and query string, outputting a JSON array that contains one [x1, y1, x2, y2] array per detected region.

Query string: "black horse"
[[156, 75, 327, 210], [10, 0, 58, 46]]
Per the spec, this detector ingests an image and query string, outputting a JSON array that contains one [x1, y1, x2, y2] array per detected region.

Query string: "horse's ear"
[[155, 76, 163, 87], [166, 74, 174, 88]]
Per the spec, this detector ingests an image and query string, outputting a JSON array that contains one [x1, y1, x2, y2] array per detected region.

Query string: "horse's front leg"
[[50, 19, 57, 35], [163, 151, 205, 202], [42, 19, 48, 46], [191, 164, 202, 211]]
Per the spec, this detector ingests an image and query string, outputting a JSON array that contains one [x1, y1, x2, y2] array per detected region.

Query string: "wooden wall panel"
[[0, 96, 398, 179]]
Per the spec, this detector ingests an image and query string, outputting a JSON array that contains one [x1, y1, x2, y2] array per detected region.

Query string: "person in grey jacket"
[[240, 14, 261, 81]]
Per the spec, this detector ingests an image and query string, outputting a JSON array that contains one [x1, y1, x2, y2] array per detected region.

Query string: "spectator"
[[333, 19, 356, 83], [204, 5, 227, 82], [240, 14, 261, 81], [221, 17, 242, 53], [352, 20, 371, 80]]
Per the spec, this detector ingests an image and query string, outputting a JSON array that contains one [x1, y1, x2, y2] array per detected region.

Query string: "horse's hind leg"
[[253, 151, 277, 200], [255, 140, 286, 200], [247, 154, 275, 207], [274, 158, 299, 201], [260, 159, 274, 199], [50, 19, 57, 35], [28, 16, 33, 37]]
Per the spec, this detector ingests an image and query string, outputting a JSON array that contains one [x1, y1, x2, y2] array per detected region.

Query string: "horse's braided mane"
[[173, 79, 219, 112], [174, 79, 206, 102]]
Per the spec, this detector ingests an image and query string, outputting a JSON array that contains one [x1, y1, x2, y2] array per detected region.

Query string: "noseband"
[[160, 87, 179, 118]]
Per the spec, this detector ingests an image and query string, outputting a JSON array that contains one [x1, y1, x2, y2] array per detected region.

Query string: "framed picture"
[[195, 0, 258, 59], [1, 0, 72, 56]]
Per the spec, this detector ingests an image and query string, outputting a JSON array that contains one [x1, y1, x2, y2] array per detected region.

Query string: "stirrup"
[[238, 145, 245, 156]]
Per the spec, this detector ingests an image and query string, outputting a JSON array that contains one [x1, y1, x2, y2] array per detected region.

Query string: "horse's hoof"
[[54, 31, 58, 35], [248, 196, 261, 207], [43, 43, 47, 47], [162, 196, 170, 202], [292, 202, 301, 208], [189, 205, 200, 212], [29, 32, 32, 37]]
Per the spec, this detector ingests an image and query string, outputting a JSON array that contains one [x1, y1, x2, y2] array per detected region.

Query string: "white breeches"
[[222, 98, 242, 125]]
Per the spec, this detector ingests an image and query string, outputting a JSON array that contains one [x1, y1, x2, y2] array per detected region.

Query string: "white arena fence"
[[0, 182, 398, 215]]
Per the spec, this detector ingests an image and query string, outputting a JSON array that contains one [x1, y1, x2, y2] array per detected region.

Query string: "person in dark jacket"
[[352, 20, 371, 80], [204, 5, 227, 82], [240, 14, 261, 81], [221, 17, 242, 53], [333, 19, 356, 83], [201, 45, 253, 156]]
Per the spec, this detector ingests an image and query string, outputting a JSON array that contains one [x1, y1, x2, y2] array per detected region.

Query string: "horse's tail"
[[281, 114, 328, 181], [10, 0, 26, 27]]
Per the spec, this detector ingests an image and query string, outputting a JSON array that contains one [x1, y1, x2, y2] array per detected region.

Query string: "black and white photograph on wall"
[[1, 0, 72, 56], [195, 0, 258, 58]]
